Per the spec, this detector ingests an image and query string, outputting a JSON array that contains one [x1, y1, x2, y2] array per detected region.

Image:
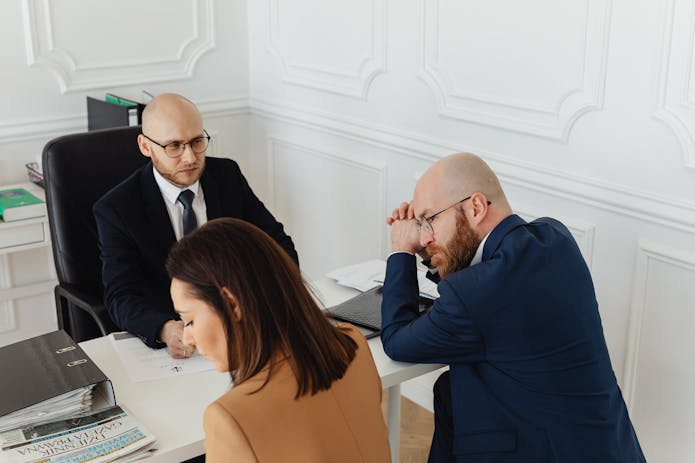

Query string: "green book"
[[105, 93, 139, 107], [0, 188, 45, 222]]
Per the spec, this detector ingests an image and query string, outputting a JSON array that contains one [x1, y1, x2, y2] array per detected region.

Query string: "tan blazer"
[[203, 324, 391, 462]]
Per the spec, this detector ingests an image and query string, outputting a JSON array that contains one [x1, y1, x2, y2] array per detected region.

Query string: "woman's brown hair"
[[166, 218, 357, 398]]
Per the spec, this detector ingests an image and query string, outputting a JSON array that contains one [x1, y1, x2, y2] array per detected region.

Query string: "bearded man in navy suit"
[[94, 93, 298, 358], [382, 153, 645, 462]]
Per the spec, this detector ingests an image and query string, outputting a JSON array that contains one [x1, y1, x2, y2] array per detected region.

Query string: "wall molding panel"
[[0, 98, 249, 145], [22, 0, 216, 93], [267, 0, 387, 99], [653, 0, 695, 168], [620, 240, 695, 460], [0, 113, 85, 145], [622, 240, 695, 408], [418, 0, 611, 141], [267, 137, 387, 278], [251, 98, 695, 234]]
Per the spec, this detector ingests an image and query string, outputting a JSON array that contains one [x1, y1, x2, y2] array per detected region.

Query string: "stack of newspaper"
[[0, 406, 156, 463]]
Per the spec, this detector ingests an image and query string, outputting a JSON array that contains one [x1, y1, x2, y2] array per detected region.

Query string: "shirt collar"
[[152, 166, 200, 204], [470, 230, 492, 267]]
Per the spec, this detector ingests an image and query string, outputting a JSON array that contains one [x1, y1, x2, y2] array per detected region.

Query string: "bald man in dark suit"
[[94, 93, 297, 357], [382, 153, 645, 462]]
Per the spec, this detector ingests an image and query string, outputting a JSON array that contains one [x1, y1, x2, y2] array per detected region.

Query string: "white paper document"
[[327, 259, 440, 299], [326, 259, 386, 292], [109, 332, 214, 382]]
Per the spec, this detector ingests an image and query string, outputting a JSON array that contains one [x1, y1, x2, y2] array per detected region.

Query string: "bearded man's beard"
[[427, 211, 481, 278]]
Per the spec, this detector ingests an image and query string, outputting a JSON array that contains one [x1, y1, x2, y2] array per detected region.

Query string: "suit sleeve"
[[94, 200, 174, 347], [380, 253, 485, 363], [204, 402, 258, 463], [234, 164, 299, 266]]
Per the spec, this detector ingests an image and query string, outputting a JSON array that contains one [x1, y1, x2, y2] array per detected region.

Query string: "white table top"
[[80, 278, 442, 462]]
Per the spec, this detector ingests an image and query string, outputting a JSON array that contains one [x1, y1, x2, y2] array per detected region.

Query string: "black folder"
[[87, 96, 144, 131], [327, 286, 434, 339], [0, 330, 115, 420]]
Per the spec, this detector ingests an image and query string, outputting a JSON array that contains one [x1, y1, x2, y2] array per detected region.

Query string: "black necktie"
[[177, 189, 197, 236]]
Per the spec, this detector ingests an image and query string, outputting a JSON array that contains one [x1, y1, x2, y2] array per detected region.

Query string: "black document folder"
[[0, 330, 115, 426], [87, 96, 144, 131], [327, 286, 434, 339]]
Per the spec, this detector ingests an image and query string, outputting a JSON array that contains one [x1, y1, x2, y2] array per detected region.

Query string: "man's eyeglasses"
[[142, 130, 210, 158], [416, 196, 491, 235]]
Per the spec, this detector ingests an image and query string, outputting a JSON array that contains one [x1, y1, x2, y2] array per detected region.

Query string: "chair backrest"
[[43, 126, 147, 298]]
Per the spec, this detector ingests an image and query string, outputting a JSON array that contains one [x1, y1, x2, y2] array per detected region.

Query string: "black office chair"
[[43, 126, 148, 342]]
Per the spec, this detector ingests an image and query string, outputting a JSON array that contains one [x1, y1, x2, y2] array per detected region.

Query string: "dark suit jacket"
[[94, 157, 298, 347], [381, 214, 645, 462]]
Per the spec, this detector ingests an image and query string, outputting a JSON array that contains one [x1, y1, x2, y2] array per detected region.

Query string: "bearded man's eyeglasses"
[[415, 196, 491, 235]]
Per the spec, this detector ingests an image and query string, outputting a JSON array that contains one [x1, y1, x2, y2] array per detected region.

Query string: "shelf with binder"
[[86, 95, 145, 131]]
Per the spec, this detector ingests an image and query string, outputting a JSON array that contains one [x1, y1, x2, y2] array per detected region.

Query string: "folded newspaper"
[[0, 406, 156, 463]]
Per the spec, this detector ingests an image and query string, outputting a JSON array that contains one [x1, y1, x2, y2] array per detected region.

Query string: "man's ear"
[[220, 287, 242, 321], [470, 192, 489, 224], [137, 134, 153, 158]]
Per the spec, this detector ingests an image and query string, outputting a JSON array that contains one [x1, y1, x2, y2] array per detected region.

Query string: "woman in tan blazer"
[[166, 218, 391, 463]]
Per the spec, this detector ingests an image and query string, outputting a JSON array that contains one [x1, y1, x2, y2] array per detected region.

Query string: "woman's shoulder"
[[335, 322, 368, 345]]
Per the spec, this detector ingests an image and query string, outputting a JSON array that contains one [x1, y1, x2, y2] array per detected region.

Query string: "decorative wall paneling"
[[266, 137, 387, 281], [653, 0, 695, 168], [250, 99, 695, 235], [418, 0, 612, 141], [267, 0, 387, 98], [622, 241, 695, 461], [22, 0, 216, 93]]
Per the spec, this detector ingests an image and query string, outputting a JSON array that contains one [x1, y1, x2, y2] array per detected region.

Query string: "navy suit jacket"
[[94, 157, 298, 347], [382, 214, 645, 462]]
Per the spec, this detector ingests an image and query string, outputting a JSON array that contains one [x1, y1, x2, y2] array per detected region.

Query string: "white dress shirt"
[[152, 167, 208, 241]]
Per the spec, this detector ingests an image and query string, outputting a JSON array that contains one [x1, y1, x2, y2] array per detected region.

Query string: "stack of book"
[[0, 188, 44, 222], [0, 331, 156, 463]]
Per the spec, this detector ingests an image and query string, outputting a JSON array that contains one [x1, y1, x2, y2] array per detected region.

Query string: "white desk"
[[80, 278, 442, 463]]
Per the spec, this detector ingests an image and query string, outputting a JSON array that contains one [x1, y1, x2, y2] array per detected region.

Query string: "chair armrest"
[[54, 284, 117, 337]]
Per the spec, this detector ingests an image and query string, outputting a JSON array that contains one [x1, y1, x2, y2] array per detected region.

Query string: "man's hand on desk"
[[387, 201, 424, 255], [159, 320, 195, 359]]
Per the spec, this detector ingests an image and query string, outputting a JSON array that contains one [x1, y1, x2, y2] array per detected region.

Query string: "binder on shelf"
[[86, 95, 145, 131], [0, 330, 116, 433]]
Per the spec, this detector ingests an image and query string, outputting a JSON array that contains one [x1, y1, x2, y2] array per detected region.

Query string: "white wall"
[[0, 0, 252, 345], [1, 1, 694, 461], [245, 1, 695, 461]]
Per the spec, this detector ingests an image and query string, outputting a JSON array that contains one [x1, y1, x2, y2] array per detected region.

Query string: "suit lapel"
[[140, 164, 176, 248], [482, 214, 526, 261], [200, 167, 224, 220]]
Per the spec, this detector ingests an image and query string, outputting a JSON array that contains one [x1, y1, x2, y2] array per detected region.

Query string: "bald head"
[[413, 152, 512, 236], [436, 153, 508, 206], [142, 93, 201, 136]]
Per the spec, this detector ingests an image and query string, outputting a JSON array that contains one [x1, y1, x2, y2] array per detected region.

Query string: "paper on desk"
[[110, 332, 214, 382], [327, 259, 440, 299], [326, 259, 385, 292]]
